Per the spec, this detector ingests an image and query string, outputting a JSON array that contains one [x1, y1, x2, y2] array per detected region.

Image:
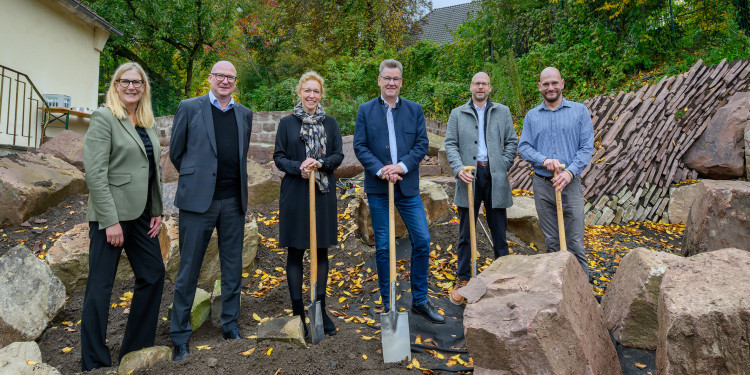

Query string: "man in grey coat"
[[444, 72, 518, 305]]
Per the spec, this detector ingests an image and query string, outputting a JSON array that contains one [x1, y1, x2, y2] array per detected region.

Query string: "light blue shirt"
[[518, 97, 594, 178], [377, 96, 409, 177], [208, 90, 235, 112], [474, 101, 488, 162]]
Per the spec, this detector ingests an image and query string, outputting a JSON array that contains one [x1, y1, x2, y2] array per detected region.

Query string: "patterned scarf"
[[295, 101, 329, 193]]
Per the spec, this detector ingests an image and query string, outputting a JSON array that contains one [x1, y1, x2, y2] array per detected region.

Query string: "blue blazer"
[[353, 97, 428, 196], [169, 95, 253, 213]]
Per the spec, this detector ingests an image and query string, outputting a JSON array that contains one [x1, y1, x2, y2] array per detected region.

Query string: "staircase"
[[0, 65, 50, 150]]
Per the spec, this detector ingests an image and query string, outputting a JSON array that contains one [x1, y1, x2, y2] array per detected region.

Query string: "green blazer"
[[83, 107, 163, 228]]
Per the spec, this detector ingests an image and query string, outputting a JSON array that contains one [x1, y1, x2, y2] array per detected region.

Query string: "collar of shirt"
[[473, 101, 488, 113], [208, 90, 235, 112], [379, 96, 400, 109], [537, 97, 571, 112]]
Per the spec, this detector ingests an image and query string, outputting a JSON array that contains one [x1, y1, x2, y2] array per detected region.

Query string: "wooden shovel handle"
[[309, 168, 317, 300], [553, 164, 567, 252], [388, 181, 396, 283]]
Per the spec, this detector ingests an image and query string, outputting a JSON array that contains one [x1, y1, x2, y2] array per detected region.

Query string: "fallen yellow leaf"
[[240, 348, 256, 356], [242, 272, 249, 278], [362, 354, 367, 360], [196, 345, 211, 351], [338, 297, 346, 303], [253, 313, 262, 321], [635, 362, 647, 369], [266, 348, 273, 356], [26, 360, 38, 365], [61, 347, 73, 353]]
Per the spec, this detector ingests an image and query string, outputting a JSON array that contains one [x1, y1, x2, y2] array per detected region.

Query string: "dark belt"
[[476, 160, 489, 166], [537, 173, 554, 181]]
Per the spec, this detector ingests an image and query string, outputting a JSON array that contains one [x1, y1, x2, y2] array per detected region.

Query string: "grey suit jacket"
[[84, 107, 163, 228], [169, 95, 253, 213], [444, 100, 518, 209]]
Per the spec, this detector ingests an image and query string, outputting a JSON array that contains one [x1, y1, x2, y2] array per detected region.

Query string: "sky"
[[432, 0, 473, 9]]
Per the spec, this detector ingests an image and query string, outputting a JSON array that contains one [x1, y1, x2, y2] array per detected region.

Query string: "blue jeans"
[[367, 191, 431, 307]]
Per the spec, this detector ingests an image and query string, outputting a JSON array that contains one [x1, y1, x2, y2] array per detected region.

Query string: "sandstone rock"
[[462, 251, 621, 374], [154, 116, 173, 146], [163, 217, 258, 287], [427, 132, 445, 157], [0, 246, 66, 347], [601, 248, 682, 349], [506, 196, 545, 249], [0, 152, 86, 224], [668, 181, 702, 223], [46, 222, 170, 293], [334, 135, 363, 179], [418, 164, 441, 176], [247, 159, 282, 206], [161, 182, 178, 216], [438, 147, 451, 176], [117, 346, 172, 375], [657, 248, 750, 374], [682, 180, 750, 256], [160, 147, 178, 183], [683, 91, 750, 178], [168, 288, 211, 332], [355, 179, 449, 245], [248, 143, 274, 163], [745, 126, 750, 179], [38, 130, 84, 171], [211, 279, 221, 327], [0, 341, 62, 375], [256, 316, 306, 349]]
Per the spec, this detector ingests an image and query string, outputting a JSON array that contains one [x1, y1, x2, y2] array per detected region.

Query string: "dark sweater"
[[211, 106, 241, 200]]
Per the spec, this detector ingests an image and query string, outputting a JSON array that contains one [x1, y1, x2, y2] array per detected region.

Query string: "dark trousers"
[[170, 196, 244, 345], [80, 209, 165, 371], [456, 165, 509, 281]]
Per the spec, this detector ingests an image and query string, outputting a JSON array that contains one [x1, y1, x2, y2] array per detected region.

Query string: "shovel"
[[462, 166, 478, 277], [554, 165, 567, 252], [381, 181, 411, 363], [307, 168, 325, 344]]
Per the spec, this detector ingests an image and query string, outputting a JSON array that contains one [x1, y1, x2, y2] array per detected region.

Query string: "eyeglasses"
[[211, 73, 237, 83], [380, 76, 402, 83], [116, 79, 144, 88], [471, 81, 490, 87], [301, 88, 321, 95]]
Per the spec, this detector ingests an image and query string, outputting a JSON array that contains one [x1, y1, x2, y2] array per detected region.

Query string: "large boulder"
[[256, 316, 307, 349], [461, 251, 621, 374], [437, 147, 451, 176], [601, 248, 682, 350], [160, 147, 178, 183], [427, 132, 444, 157], [683, 91, 750, 178], [246, 159, 283, 206], [507, 196, 545, 248], [45, 222, 170, 293], [0, 246, 66, 347], [355, 179, 449, 245], [334, 135, 363, 179], [0, 152, 86, 224], [162, 217, 258, 287], [38, 130, 84, 171], [657, 248, 750, 374], [667, 181, 702, 223], [161, 182, 178, 216], [117, 346, 172, 375], [167, 288, 211, 332], [682, 180, 750, 256], [745, 126, 750, 179], [0, 342, 62, 375]]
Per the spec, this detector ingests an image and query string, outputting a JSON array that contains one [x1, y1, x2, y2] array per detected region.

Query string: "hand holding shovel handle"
[[462, 166, 478, 277]]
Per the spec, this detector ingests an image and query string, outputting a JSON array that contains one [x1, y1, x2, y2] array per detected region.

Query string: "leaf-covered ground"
[[0, 186, 684, 374]]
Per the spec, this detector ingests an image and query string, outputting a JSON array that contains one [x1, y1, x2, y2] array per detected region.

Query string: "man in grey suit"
[[444, 72, 518, 305], [168, 61, 253, 360]]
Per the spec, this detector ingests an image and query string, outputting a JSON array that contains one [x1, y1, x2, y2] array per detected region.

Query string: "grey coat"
[[444, 100, 518, 208]]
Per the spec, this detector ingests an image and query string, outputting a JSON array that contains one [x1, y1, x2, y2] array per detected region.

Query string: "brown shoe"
[[449, 279, 469, 305]]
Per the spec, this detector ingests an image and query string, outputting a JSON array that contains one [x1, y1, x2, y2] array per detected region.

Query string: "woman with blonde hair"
[[273, 71, 343, 337], [81, 61, 165, 371]]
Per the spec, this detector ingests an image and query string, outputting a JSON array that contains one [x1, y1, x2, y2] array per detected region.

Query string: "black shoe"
[[222, 327, 244, 340], [173, 344, 189, 361], [411, 302, 445, 324]]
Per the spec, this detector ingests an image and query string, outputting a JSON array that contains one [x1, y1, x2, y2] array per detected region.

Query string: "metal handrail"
[[0, 64, 50, 149]]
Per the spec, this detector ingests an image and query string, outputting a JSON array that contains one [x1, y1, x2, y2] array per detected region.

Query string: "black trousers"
[[170, 196, 244, 345], [456, 165, 509, 280], [80, 208, 165, 371]]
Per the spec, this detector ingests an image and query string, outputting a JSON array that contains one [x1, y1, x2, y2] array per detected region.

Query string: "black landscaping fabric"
[[347, 236, 657, 374]]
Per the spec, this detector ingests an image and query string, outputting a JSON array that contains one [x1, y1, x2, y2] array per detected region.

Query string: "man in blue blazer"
[[353, 59, 444, 324], [168, 61, 253, 360]]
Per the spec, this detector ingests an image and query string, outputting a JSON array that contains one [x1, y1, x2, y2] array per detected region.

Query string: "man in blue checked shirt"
[[518, 67, 594, 276]]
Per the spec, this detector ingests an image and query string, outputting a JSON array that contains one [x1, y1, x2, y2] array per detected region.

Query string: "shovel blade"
[[308, 300, 325, 345], [381, 310, 411, 363]]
